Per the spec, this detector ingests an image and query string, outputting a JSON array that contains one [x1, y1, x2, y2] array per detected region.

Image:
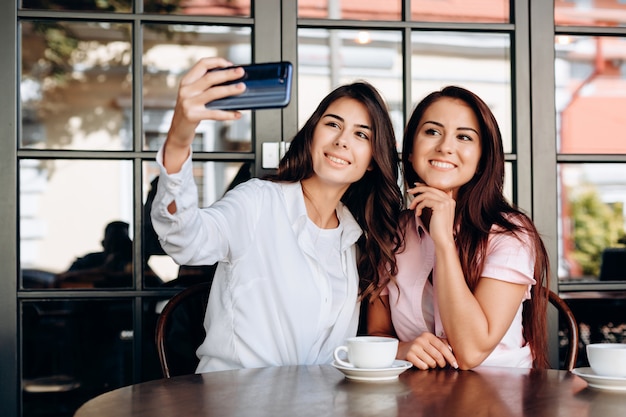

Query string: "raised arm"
[[161, 58, 246, 214]]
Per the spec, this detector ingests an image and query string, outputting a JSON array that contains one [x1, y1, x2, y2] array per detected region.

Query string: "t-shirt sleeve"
[[481, 230, 537, 299]]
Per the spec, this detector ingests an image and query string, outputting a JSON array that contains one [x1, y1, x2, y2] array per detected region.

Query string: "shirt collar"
[[280, 181, 362, 249]]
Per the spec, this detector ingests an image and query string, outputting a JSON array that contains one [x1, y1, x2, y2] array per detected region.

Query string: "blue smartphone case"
[[205, 61, 293, 110]]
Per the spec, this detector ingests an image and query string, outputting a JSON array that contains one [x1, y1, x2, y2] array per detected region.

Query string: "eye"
[[457, 134, 473, 141], [325, 121, 341, 129], [355, 130, 370, 140], [424, 128, 441, 136]]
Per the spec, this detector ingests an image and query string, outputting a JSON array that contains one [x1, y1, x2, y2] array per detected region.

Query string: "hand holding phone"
[[205, 61, 293, 110]]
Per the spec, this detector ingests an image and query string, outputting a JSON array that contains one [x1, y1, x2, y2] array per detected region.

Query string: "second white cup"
[[333, 336, 398, 369]]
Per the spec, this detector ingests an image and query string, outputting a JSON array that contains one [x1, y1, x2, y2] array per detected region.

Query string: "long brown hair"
[[401, 86, 550, 368], [268, 81, 403, 301]]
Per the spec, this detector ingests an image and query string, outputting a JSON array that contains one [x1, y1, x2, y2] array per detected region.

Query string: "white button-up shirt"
[[151, 148, 362, 372]]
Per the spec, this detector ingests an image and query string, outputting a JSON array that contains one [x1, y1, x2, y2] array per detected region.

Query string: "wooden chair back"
[[155, 281, 211, 378]]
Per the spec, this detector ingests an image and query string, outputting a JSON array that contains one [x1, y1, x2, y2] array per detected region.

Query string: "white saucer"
[[572, 367, 626, 392], [331, 360, 413, 381]]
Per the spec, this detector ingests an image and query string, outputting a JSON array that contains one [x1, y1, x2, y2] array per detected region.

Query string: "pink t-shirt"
[[384, 212, 537, 368]]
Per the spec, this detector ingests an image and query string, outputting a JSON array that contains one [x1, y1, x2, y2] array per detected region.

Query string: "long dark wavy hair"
[[267, 81, 403, 300], [400, 86, 550, 368]]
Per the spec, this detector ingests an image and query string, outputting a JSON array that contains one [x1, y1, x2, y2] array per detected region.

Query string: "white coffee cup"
[[586, 343, 626, 377], [333, 336, 398, 369]]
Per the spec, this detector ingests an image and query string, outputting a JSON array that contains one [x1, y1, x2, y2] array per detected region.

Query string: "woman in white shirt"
[[151, 57, 403, 372]]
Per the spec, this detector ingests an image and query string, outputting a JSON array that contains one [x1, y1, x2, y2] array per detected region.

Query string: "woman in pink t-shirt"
[[367, 86, 550, 370]]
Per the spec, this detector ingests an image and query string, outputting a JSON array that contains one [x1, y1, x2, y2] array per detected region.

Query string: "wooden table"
[[74, 365, 625, 417]]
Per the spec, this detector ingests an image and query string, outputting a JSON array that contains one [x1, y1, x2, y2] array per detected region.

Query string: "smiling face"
[[308, 96, 374, 191], [408, 97, 482, 199]]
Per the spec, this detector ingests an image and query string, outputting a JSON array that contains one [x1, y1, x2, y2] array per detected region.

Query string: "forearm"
[[163, 136, 192, 175], [434, 243, 493, 368]]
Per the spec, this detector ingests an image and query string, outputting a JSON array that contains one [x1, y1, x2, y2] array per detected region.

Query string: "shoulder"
[[225, 178, 284, 201], [489, 212, 536, 242], [231, 177, 274, 192]]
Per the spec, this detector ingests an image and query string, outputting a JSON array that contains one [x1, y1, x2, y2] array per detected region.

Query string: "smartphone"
[[205, 61, 293, 110]]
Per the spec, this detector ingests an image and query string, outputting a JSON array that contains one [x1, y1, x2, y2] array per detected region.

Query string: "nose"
[[435, 133, 454, 153], [333, 131, 350, 149]]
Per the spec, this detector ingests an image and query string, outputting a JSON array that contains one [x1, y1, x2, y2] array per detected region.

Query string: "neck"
[[301, 180, 342, 229]]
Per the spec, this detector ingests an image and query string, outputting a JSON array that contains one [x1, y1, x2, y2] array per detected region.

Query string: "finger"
[[204, 108, 244, 121], [181, 57, 233, 85], [419, 343, 449, 369], [199, 80, 247, 106], [202, 65, 246, 87], [406, 351, 435, 370], [440, 343, 459, 369], [410, 195, 431, 214], [408, 344, 441, 369], [433, 339, 458, 369]]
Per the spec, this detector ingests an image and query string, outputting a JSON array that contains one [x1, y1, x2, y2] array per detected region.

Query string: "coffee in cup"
[[333, 336, 398, 369]]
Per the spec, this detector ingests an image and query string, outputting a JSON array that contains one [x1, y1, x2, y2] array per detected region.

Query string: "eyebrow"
[[423, 120, 479, 136], [323, 113, 372, 131]]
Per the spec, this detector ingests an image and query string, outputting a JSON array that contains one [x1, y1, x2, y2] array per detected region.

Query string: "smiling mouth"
[[430, 160, 455, 169], [327, 154, 350, 165]]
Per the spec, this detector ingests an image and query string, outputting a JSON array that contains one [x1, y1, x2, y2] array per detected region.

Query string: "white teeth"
[[430, 160, 454, 169], [328, 155, 349, 165]]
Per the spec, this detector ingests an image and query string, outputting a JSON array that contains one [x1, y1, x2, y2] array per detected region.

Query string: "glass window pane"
[[22, 299, 133, 417], [21, 21, 133, 151], [410, 0, 509, 23], [142, 24, 252, 152], [410, 31, 512, 153], [144, 0, 250, 16], [555, 35, 626, 154], [297, 29, 404, 145], [21, 0, 132, 12], [555, 0, 626, 27], [298, 0, 401, 20], [558, 163, 626, 283], [142, 161, 250, 286], [20, 159, 135, 289]]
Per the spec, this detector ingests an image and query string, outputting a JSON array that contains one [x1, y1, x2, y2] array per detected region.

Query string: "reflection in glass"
[[555, 0, 626, 27], [142, 24, 252, 151], [142, 161, 249, 285], [297, 0, 509, 23], [20, 159, 134, 289], [297, 29, 403, 143], [21, 21, 132, 150], [410, 0, 509, 23], [22, 299, 134, 416], [558, 164, 626, 282], [410, 31, 512, 153], [555, 36, 626, 154], [298, 0, 401, 20], [21, 0, 132, 12], [144, 0, 250, 16]]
